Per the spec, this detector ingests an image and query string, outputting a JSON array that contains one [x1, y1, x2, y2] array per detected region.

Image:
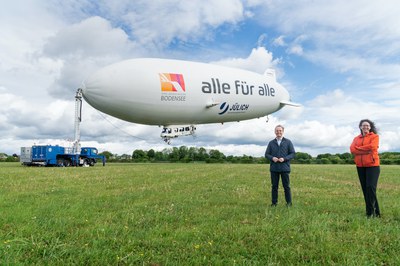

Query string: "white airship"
[[81, 58, 299, 143]]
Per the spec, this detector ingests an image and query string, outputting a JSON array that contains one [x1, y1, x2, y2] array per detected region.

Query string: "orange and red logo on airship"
[[159, 73, 186, 92]]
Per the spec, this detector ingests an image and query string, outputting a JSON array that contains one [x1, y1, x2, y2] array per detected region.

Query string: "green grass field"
[[1, 163, 399, 265]]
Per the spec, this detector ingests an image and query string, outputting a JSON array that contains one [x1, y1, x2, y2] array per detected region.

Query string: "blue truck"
[[20, 89, 106, 167], [20, 145, 105, 167]]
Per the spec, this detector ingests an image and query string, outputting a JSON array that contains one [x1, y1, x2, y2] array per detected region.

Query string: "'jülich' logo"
[[219, 102, 250, 115], [219, 102, 229, 115]]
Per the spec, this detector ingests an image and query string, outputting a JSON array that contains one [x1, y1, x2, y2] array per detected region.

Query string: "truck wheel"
[[64, 159, 71, 167], [82, 159, 89, 167]]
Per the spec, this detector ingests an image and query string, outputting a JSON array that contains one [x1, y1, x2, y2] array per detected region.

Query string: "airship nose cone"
[[81, 79, 100, 111], [81, 67, 116, 113]]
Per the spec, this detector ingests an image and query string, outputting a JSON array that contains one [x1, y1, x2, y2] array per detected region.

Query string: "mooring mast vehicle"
[[20, 89, 105, 167]]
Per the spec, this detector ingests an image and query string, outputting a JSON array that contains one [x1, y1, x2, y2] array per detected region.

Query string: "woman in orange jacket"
[[350, 119, 381, 218]]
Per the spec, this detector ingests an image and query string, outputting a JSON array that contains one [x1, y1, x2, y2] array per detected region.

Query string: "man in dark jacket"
[[265, 125, 296, 206]]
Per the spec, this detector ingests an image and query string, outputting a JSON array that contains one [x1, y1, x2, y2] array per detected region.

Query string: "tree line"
[[2, 148, 399, 164], [98, 147, 400, 165]]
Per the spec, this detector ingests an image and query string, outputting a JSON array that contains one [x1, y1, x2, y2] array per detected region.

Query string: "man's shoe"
[[286, 202, 292, 207], [270, 203, 277, 207]]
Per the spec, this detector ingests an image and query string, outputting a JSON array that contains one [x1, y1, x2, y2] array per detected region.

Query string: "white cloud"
[[288, 45, 303, 56], [380, 130, 400, 152], [257, 33, 268, 47], [0, 1, 63, 64], [43, 16, 131, 58], [41, 16, 137, 99], [272, 36, 286, 47], [292, 87, 400, 155], [210, 47, 280, 74], [119, 0, 246, 47], [0, 2, 64, 100], [304, 89, 395, 127], [253, 1, 400, 82]]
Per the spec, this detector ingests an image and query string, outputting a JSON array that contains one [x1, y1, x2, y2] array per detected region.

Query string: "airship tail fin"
[[264, 68, 276, 80], [280, 100, 302, 107]]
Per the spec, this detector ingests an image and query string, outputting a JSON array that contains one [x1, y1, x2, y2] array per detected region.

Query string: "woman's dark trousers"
[[357, 166, 380, 217]]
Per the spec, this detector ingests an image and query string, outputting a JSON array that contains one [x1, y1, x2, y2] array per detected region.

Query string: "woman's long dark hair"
[[359, 119, 378, 134]]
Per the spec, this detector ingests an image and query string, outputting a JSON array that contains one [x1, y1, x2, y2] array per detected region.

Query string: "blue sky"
[[1, 0, 399, 157]]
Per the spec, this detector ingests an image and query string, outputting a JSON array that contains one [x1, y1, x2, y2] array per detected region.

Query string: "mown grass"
[[1, 163, 399, 265]]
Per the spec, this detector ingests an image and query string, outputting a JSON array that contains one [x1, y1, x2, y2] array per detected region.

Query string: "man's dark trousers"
[[271, 171, 291, 205]]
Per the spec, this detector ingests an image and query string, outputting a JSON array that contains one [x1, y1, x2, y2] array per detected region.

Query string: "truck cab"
[[80, 147, 105, 166]]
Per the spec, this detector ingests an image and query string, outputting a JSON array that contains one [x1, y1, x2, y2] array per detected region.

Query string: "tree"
[[316, 153, 331, 159], [208, 149, 225, 163], [296, 152, 312, 160], [178, 146, 188, 161], [329, 155, 343, 164], [6, 156, 18, 162], [240, 155, 253, 164], [168, 147, 180, 162], [154, 151, 166, 161], [188, 147, 198, 161], [132, 149, 147, 161], [99, 151, 113, 161], [147, 149, 156, 160], [320, 158, 330, 164], [197, 147, 208, 161], [294, 152, 313, 164]]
